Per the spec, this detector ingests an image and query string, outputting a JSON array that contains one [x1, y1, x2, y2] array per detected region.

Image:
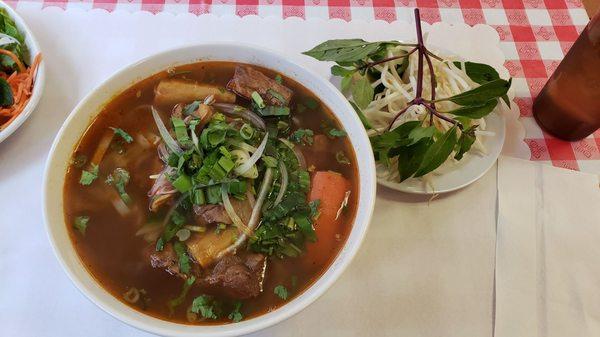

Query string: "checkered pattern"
[[9, 0, 598, 173]]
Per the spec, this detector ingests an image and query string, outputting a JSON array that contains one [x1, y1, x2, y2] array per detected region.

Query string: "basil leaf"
[[454, 125, 477, 160], [396, 138, 432, 182], [370, 121, 420, 164], [352, 75, 374, 109], [341, 75, 353, 94], [303, 39, 387, 63], [414, 126, 458, 177], [501, 94, 511, 108], [443, 79, 511, 106], [331, 65, 356, 77], [407, 126, 436, 146], [441, 99, 498, 119], [0, 77, 13, 107], [349, 101, 372, 130], [454, 61, 499, 84]]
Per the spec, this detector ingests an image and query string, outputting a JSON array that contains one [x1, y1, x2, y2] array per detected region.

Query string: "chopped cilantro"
[[79, 164, 99, 186], [110, 127, 133, 143], [274, 74, 283, 84], [173, 241, 191, 274], [336, 151, 351, 165], [289, 129, 314, 146], [328, 128, 347, 137], [73, 216, 89, 235], [228, 301, 243, 323], [274, 285, 288, 300], [105, 168, 131, 204], [191, 295, 221, 320], [70, 154, 87, 168]]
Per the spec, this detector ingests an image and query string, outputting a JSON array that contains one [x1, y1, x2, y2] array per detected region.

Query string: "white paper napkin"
[[0, 7, 517, 337], [496, 156, 600, 337]]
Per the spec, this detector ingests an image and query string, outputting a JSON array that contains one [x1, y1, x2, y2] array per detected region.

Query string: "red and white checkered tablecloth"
[[10, 0, 599, 173]]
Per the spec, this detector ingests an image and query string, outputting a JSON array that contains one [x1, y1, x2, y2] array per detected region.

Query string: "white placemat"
[[0, 8, 509, 336], [495, 157, 600, 337]]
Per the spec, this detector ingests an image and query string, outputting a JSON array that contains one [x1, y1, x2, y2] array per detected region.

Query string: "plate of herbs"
[[303, 9, 511, 194]]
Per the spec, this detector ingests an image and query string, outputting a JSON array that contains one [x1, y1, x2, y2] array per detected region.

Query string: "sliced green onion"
[[240, 123, 255, 140], [251, 91, 266, 109], [172, 174, 193, 193], [192, 189, 206, 205], [218, 156, 235, 173], [228, 181, 247, 195], [172, 117, 191, 147], [298, 170, 310, 191]]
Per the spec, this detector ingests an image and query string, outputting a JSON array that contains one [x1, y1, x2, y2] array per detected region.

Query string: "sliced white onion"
[[273, 161, 288, 206], [221, 184, 251, 235], [216, 167, 273, 260], [0, 33, 19, 47], [279, 138, 307, 169], [213, 103, 266, 130], [246, 185, 256, 209], [227, 140, 258, 153], [234, 133, 268, 176], [151, 106, 183, 155]]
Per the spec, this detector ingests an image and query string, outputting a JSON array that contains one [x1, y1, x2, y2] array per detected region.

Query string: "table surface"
[[0, 1, 598, 337]]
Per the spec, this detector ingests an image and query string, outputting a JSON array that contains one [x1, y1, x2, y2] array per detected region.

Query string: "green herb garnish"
[[73, 216, 89, 235], [191, 295, 221, 320], [228, 301, 243, 323], [79, 164, 99, 186], [274, 285, 288, 300], [289, 129, 314, 146], [110, 127, 133, 143], [105, 168, 131, 204]]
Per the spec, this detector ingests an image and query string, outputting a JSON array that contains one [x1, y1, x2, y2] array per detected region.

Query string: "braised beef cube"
[[227, 66, 293, 106], [204, 253, 267, 299]]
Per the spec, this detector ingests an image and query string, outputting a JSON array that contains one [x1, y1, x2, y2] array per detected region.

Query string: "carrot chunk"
[[305, 171, 350, 267]]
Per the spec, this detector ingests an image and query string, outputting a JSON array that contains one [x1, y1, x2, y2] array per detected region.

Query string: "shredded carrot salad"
[[0, 52, 42, 131]]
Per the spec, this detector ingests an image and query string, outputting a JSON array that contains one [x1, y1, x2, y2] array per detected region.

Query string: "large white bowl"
[[0, 2, 45, 143], [43, 43, 376, 337]]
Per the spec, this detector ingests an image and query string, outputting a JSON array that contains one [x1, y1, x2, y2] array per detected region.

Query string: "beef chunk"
[[146, 243, 184, 277], [193, 204, 231, 226], [204, 253, 267, 299], [227, 66, 293, 106], [193, 199, 253, 226]]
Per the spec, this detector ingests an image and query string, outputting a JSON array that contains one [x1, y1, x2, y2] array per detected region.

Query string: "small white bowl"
[[0, 2, 45, 143], [43, 43, 376, 337]]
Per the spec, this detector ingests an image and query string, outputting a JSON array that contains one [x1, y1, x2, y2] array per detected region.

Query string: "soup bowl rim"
[[43, 42, 376, 337]]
